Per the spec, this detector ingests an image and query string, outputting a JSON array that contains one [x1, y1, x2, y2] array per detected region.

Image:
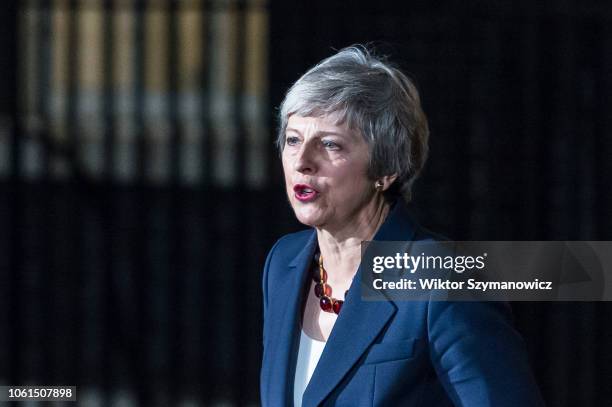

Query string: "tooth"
[[303, 188, 313, 193]]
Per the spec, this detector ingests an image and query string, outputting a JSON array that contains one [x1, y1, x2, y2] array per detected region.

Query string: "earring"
[[375, 180, 384, 191]]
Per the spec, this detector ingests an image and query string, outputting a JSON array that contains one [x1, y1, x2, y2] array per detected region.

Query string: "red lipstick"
[[293, 183, 318, 202]]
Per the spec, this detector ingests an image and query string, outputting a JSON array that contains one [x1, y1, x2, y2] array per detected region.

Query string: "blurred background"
[[1, 0, 611, 405]]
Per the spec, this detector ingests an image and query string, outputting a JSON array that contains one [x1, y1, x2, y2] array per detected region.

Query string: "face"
[[282, 114, 379, 231]]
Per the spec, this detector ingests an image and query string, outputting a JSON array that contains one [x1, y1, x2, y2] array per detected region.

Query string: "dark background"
[[1, 0, 612, 405]]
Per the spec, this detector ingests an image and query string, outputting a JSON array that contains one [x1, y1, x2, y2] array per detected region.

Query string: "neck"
[[315, 198, 391, 282]]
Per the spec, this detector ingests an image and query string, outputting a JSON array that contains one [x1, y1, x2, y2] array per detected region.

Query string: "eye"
[[322, 139, 340, 150], [285, 136, 300, 146]]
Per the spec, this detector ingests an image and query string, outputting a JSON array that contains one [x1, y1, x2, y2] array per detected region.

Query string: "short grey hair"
[[277, 45, 429, 202]]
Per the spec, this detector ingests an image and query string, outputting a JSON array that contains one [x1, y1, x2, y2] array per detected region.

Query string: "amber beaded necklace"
[[312, 253, 348, 315]]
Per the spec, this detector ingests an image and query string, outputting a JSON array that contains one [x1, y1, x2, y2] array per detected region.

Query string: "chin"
[[292, 206, 326, 228], [294, 212, 322, 227]]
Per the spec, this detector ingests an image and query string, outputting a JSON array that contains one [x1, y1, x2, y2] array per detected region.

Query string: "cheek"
[[281, 155, 292, 181], [349, 178, 373, 199], [336, 163, 371, 190], [281, 154, 288, 173], [326, 175, 372, 207]]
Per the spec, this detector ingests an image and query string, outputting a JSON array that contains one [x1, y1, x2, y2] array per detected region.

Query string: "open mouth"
[[294, 184, 318, 202]]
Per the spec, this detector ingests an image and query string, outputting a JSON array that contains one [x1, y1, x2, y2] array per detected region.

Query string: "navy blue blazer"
[[261, 202, 544, 406]]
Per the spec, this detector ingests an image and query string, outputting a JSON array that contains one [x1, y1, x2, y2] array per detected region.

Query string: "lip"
[[293, 183, 319, 202]]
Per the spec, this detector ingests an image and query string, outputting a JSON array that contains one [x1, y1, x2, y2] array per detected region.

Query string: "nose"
[[293, 142, 316, 174]]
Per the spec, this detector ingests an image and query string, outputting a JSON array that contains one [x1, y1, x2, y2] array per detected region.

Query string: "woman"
[[261, 46, 543, 407]]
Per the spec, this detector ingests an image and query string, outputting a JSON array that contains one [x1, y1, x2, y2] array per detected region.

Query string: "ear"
[[379, 174, 398, 191]]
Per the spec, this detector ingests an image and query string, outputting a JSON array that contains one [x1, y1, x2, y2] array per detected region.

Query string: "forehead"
[[286, 114, 354, 137]]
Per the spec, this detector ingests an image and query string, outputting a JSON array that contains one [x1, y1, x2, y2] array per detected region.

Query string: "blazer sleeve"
[[428, 300, 545, 406]]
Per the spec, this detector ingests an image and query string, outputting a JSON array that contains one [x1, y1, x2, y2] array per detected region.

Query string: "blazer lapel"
[[264, 231, 317, 406], [302, 201, 418, 406], [302, 280, 396, 406]]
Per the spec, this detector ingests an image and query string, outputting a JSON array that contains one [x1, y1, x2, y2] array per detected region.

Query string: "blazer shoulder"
[[276, 228, 314, 246], [266, 229, 315, 265], [264, 229, 316, 278], [411, 220, 450, 243], [262, 229, 314, 314]]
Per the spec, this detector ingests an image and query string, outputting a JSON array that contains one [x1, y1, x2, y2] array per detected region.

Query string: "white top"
[[293, 330, 326, 407]]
